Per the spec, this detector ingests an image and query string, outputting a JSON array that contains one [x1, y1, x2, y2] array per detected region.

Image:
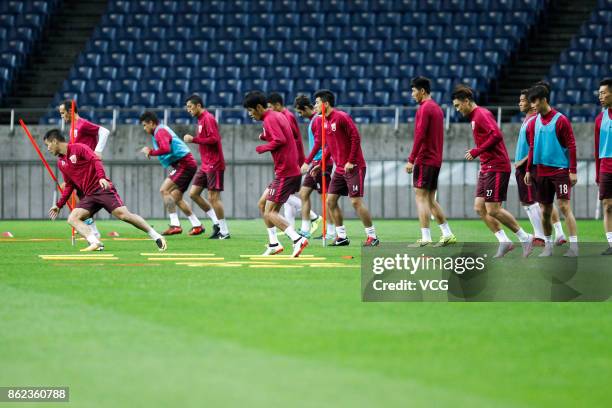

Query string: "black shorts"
[[193, 168, 224, 191], [535, 172, 571, 204], [515, 165, 536, 204], [600, 172, 612, 200], [476, 171, 510, 202], [328, 167, 366, 198], [76, 187, 124, 216], [267, 175, 302, 204], [413, 164, 440, 191]]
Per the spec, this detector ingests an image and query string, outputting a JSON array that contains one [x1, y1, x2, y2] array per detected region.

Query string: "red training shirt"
[[467, 106, 511, 173], [408, 98, 444, 167], [193, 110, 225, 171], [256, 110, 300, 178], [56, 143, 109, 208]]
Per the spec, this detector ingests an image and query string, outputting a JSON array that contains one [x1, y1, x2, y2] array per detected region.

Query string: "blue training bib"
[[152, 125, 191, 168], [533, 112, 570, 168], [599, 108, 612, 159]]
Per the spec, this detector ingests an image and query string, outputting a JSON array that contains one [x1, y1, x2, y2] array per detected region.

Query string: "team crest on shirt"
[[331, 123, 336, 132], [69, 155, 77, 163], [60, 160, 66, 167], [471, 121, 475, 130]]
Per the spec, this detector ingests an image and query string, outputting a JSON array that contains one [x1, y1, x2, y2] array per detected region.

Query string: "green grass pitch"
[[0, 219, 611, 407]]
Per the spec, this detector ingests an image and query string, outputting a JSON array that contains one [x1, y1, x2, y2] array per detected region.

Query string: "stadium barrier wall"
[[0, 123, 601, 220]]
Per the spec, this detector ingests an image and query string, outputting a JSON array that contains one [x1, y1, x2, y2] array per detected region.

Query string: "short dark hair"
[[60, 100, 78, 114], [43, 129, 66, 142], [527, 85, 549, 102], [243, 90, 267, 109], [411, 76, 431, 94], [533, 80, 551, 94], [294, 94, 313, 110], [520, 88, 530, 97], [267, 92, 284, 106], [600, 78, 612, 89], [451, 84, 474, 101], [185, 94, 204, 107], [139, 111, 159, 124], [313, 89, 335, 107]]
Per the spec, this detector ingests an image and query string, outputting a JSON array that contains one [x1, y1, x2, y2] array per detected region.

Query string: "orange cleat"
[[162, 225, 183, 236]]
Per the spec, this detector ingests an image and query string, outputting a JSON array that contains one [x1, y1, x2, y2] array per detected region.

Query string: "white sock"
[[206, 209, 219, 225], [301, 219, 311, 232], [86, 233, 99, 245], [286, 194, 301, 210], [607, 232, 612, 247], [336, 225, 347, 239], [327, 223, 336, 236], [439, 222, 452, 238], [515, 228, 530, 243], [365, 226, 377, 239], [148, 228, 162, 240], [421, 227, 432, 241], [553, 221, 565, 239], [284, 225, 301, 241], [569, 235, 578, 250], [494, 229, 511, 243], [187, 213, 201, 227], [89, 221, 100, 236], [219, 219, 229, 235], [283, 204, 296, 228], [545, 235, 553, 249], [169, 212, 180, 226], [525, 203, 545, 239], [267, 227, 279, 245], [309, 210, 318, 220]]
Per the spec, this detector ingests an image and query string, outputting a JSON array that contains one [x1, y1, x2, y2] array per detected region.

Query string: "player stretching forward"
[[267, 92, 321, 233], [139, 112, 203, 236], [595, 78, 612, 255], [59, 100, 110, 238], [451, 85, 534, 257], [294, 94, 335, 240], [45, 129, 166, 251], [183, 94, 230, 239], [525, 85, 579, 257], [305, 89, 379, 247], [515, 89, 567, 247], [405, 76, 456, 247], [243, 91, 309, 257]]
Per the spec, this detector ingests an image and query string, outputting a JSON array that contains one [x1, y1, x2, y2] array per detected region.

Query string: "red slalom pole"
[[70, 100, 76, 245], [19, 119, 73, 211], [321, 104, 327, 247]]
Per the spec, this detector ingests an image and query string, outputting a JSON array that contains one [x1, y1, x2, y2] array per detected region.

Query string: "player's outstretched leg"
[[485, 202, 534, 258], [170, 189, 203, 236], [208, 190, 229, 239], [160, 180, 182, 235], [474, 198, 512, 258], [551, 207, 567, 246], [350, 197, 379, 247], [67, 208, 104, 251], [556, 199, 578, 257], [111, 206, 167, 251], [263, 201, 308, 257], [429, 191, 456, 247], [327, 193, 349, 246]]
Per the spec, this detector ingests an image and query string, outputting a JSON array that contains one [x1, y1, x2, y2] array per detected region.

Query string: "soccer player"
[[405, 76, 455, 247], [44, 129, 167, 251], [515, 89, 566, 247], [294, 94, 335, 240], [305, 89, 379, 247], [267, 92, 321, 232], [183, 94, 230, 239], [451, 85, 534, 258], [58, 100, 110, 238], [243, 91, 309, 257], [594, 78, 612, 255], [524, 85, 578, 257], [139, 112, 203, 236]]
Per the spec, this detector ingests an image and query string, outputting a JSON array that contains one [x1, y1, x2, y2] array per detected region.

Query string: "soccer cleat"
[[209, 224, 221, 239], [156, 237, 167, 251], [299, 230, 312, 239], [539, 245, 553, 257], [408, 239, 432, 248], [555, 236, 567, 246], [219, 233, 231, 240], [80, 242, 104, 252], [601, 247, 612, 256], [563, 248, 579, 257], [533, 237, 545, 247], [433, 234, 457, 247], [332, 237, 350, 246], [292, 237, 309, 257], [493, 242, 514, 258], [189, 226, 205, 236], [261, 244, 284, 256], [521, 234, 535, 258], [309, 215, 322, 235], [363, 236, 380, 247], [162, 225, 183, 236]]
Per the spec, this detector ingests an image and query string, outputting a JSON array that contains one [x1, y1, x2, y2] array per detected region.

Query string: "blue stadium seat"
[[294, 78, 320, 93]]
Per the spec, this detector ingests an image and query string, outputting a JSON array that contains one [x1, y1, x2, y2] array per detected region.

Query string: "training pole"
[[19, 119, 73, 210], [321, 104, 327, 247], [70, 100, 76, 246]]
